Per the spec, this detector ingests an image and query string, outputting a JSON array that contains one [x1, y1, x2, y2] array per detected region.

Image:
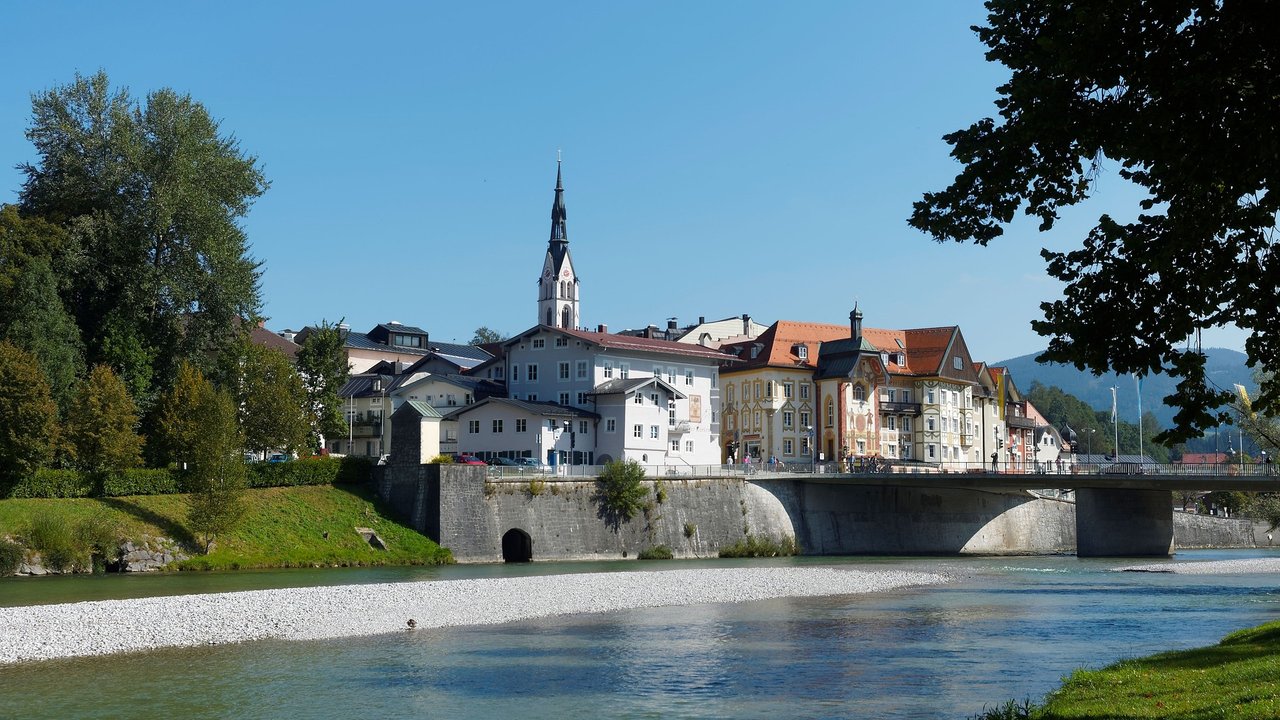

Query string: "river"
[[2, 549, 1277, 719]]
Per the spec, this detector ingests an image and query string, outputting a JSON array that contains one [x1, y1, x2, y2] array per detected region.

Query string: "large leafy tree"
[[149, 360, 212, 468], [0, 342, 59, 484], [910, 2, 1279, 442], [185, 384, 247, 553], [470, 326, 506, 345], [20, 71, 268, 406], [295, 320, 350, 451], [64, 365, 144, 472], [236, 342, 309, 459]]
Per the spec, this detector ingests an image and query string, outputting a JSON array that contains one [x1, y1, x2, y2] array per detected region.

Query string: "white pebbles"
[[1118, 557, 1280, 575], [0, 566, 948, 665]]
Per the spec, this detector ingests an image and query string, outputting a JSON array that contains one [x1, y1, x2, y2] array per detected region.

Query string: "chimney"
[[597, 323, 608, 333], [742, 313, 750, 336], [646, 324, 658, 339], [698, 316, 705, 325], [850, 307, 863, 340], [666, 318, 678, 340]]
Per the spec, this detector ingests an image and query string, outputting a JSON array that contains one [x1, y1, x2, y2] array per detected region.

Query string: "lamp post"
[[1086, 428, 1095, 468], [805, 425, 814, 473]]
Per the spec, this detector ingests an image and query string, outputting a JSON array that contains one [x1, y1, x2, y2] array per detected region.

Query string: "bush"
[[595, 459, 650, 525], [428, 454, 454, 464], [246, 456, 372, 489], [5, 468, 93, 499], [101, 468, 181, 496], [527, 478, 546, 496], [653, 479, 668, 504], [0, 539, 24, 575], [74, 515, 121, 572], [637, 545, 673, 560], [26, 513, 79, 571], [718, 534, 799, 558], [683, 522, 697, 539]]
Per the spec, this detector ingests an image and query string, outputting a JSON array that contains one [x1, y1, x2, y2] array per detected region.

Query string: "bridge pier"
[[1075, 488, 1174, 557]]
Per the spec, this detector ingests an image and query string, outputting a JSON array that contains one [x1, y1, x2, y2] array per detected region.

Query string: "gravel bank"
[[0, 566, 947, 665], [1118, 558, 1280, 575]]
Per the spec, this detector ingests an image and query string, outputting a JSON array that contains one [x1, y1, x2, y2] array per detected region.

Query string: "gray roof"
[[395, 400, 442, 419], [339, 374, 397, 398], [588, 376, 687, 399]]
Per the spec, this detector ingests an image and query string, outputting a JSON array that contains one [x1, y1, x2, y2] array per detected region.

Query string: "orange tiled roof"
[[722, 320, 962, 377], [557, 328, 734, 362]]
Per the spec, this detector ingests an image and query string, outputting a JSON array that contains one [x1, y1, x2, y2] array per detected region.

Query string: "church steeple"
[[538, 156, 580, 329]]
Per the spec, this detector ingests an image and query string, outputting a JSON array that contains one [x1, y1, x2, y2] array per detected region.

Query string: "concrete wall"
[[376, 467, 1256, 562]]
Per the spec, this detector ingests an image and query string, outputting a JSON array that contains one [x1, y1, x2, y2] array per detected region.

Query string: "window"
[[825, 400, 834, 427], [650, 425, 659, 439], [606, 418, 616, 433], [754, 411, 762, 428], [926, 417, 936, 431], [468, 420, 480, 433], [853, 385, 864, 402], [887, 388, 896, 402], [800, 411, 811, 429], [901, 390, 911, 402], [685, 440, 694, 452], [555, 336, 568, 347], [634, 393, 643, 405], [633, 424, 643, 438], [512, 365, 520, 382], [801, 437, 811, 454], [527, 393, 537, 401], [527, 364, 538, 381], [885, 416, 896, 431], [576, 392, 587, 404], [783, 439, 794, 455], [603, 362, 613, 378], [797, 345, 808, 360], [926, 388, 936, 404], [515, 419, 527, 432], [667, 367, 676, 384], [783, 411, 794, 428], [954, 356, 964, 370], [654, 365, 663, 379], [800, 383, 810, 400], [764, 382, 772, 399], [856, 439, 866, 455], [558, 361, 570, 380], [579, 420, 588, 434], [619, 363, 630, 379], [669, 406, 677, 426], [902, 442, 912, 458], [712, 371, 717, 388], [671, 439, 680, 451], [783, 382, 793, 398], [532, 338, 545, 349], [576, 360, 588, 378], [727, 385, 735, 403], [685, 369, 694, 386], [650, 393, 659, 405], [928, 444, 937, 459], [727, 414, 735, 430], [559, 392, 569, 405], [393, 334, 422, 348], [492, 419, 503, 433]]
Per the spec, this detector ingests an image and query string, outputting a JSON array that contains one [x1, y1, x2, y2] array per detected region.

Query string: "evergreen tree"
[[64, 365, 144, 472], [0, 342, 59, 484], [295, 320, 349, 451]]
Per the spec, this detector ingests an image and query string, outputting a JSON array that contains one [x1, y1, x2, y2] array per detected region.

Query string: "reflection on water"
[[2, 550, 1279, 719]]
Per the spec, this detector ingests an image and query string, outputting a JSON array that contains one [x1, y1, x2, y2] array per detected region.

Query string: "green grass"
[[0, 484, 452, 571], [972, 621, 1280, 719], [718, 534, 799, 558]]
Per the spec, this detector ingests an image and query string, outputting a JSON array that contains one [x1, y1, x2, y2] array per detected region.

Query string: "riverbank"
[[0, 566, 948, 664]]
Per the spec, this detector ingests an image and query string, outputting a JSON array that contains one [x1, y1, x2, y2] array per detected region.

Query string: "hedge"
[[0, 457, 374, 499]]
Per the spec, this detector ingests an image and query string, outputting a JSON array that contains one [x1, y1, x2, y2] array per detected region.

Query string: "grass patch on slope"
[[972, 621, 1280, 719], [0, 484, 452, 571]]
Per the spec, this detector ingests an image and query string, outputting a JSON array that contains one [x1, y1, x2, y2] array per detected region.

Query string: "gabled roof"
[[249, 325, 300, 361], [394, 400, 442, 419], [506, 325, 735, 363], [373, 322, 429, 336], [441, 397, 600, 421], [339, 374, 397, 398], [720, 320, 850, 373], [588, 376, 687, 399]]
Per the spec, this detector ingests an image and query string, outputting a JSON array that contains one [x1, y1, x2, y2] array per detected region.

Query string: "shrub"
[[527, 478, 546, 496], [0, 539, 24, 575], [683, 522, 697, 539], [5, 468, 93, 498], [245, 456, 370, 489], [638, 545, 674, 560], [73, 515, 121, 572], [428, 454, 454, 464], [26, 513, 78, 571], [595, 459, 650, 525], [718, 534, 799, 558], [653, 479, 668, 504], [967, 699, 1036, 720], [101, 468, 181, 496]]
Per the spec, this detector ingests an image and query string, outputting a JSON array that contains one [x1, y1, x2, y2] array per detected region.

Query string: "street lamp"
[[1086, 429, 1095, 467], [804, 425, 815, 473]]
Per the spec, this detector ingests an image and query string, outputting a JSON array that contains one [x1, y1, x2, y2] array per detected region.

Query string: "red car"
[[455, 454, 487, 465]]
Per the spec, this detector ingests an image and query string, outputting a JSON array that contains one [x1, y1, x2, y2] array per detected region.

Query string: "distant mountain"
[[992, 348, 1253, 431]]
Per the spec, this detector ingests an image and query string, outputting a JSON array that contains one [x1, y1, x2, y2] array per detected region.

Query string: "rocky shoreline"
[[1118, 557, 1280, 574], [0, 566, 948, 665]]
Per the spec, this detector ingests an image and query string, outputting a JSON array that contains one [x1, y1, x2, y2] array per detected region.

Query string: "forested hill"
[[992, 348, 1252, 430]]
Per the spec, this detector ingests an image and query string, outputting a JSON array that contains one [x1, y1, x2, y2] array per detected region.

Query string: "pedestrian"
[[990, 451, 999, 472]]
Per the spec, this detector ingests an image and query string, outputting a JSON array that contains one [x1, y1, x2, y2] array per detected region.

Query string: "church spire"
[[550, 155, 568, 242]]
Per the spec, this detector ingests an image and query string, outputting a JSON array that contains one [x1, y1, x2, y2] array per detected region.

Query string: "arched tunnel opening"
[[502, 528, 533, 562]]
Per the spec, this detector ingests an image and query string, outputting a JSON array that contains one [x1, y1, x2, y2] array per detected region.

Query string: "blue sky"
[[0, 1, 1246, 362]]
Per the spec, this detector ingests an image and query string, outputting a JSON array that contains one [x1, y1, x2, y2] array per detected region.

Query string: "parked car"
[[488, 457, 520, 466], [455, 454, 487, 465], [515, 457, 549, 472], [267, 454, 289, 463]]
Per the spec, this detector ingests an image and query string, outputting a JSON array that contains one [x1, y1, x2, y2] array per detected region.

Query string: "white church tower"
[[538, 158, 580, 329]]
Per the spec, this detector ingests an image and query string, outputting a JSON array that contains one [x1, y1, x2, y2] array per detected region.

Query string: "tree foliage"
[[295, 319, 350, 449], [1027, 381, 1171, 461], [910, 2, 1279, 442], [186, 384, 247, 553], [19, 70, 268, 406], [0, 342, 59, 484], [470, 326, 506, 345], [150, 361, 212, 468], [235, 342, 309, 458], [595, 459, 650, 527], [64, 365, 144, 472]]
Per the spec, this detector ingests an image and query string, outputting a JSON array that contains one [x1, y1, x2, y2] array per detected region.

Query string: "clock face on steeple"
[[561, 269, 571, 279]]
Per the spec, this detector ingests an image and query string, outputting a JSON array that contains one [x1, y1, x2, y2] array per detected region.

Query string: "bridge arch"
[[502, 528, 533, 562]]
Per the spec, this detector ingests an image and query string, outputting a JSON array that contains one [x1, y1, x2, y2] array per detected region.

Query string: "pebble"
[[0, 567, 948, 664], [1118, 557, 1280, 575]]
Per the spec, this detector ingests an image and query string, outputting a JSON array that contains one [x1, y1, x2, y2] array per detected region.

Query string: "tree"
[[64, 365, 144, 472], [149, 361, 212, 468], [236, 342, 309, 459], [595, 459, 650, 528], [20, 71, 268, 407], [295, 319, 349, 450], [470, 326, 506, 345], [186, 385, 247, 553], [0, 342, 59, 484], [909, 2, 1279, 442]]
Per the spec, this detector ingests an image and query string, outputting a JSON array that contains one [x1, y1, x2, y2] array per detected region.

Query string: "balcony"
[[879, 401, 922, 416], [669, 421, 692, 434], [1006, 415, 1036, 430]]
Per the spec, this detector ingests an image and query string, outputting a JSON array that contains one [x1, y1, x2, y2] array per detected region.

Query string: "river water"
[[2, 550, 1278, 719]]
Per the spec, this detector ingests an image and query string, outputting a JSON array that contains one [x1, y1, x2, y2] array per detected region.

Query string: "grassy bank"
[[976, 621, 1280, 719], [0, 484, 452, 571]]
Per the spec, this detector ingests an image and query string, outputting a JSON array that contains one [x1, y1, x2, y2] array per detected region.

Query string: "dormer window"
[[393, 334, 422, 348], [794, 344, 808, 360], [750, 345, 761, 359]]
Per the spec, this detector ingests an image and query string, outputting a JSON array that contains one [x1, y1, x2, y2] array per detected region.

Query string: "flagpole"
[[1111, 385, 1120, 461]]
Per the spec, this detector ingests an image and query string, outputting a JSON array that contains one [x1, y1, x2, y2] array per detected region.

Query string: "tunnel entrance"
[[502, 528, 533, 562]]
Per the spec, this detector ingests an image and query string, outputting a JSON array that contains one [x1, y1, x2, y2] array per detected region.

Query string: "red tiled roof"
[[250, 326, 300, 360], [558, 328, 734, 362]]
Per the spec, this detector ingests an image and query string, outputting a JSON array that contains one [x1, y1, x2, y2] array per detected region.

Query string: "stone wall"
[[1173, 511, 1257, 549]]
